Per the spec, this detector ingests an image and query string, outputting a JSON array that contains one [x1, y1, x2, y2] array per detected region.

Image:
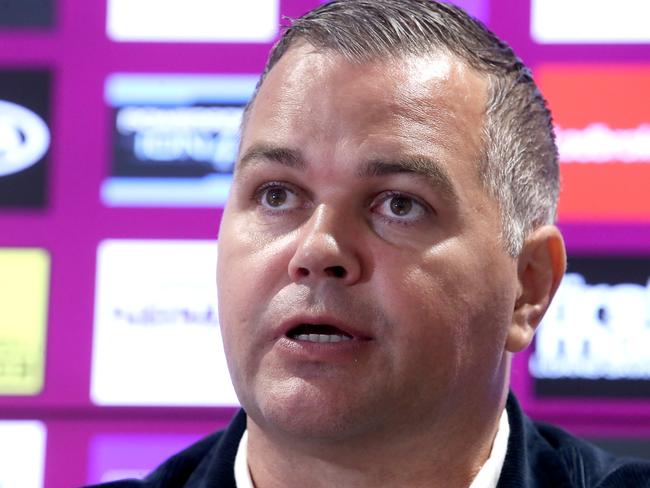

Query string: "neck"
[[245, 390, 508, 488]]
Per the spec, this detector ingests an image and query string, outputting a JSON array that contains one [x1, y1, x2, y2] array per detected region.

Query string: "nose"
[[288, 205, 363, 286]]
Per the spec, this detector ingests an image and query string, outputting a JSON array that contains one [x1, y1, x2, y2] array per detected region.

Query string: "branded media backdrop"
[[1, 0, 649, 486]]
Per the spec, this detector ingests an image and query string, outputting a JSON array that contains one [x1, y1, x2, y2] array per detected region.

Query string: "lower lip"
[[275, 335, 372, 362]]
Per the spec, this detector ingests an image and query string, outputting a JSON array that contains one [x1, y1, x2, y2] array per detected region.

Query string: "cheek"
[[382, 251, 513, 365], [374, 261, 468, 368], [218, 214, 290, 297], [217, 219, 259, 351], [217, 214, 297, 352]]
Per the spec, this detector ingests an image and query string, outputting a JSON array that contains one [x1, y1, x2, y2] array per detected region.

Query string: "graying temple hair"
[[246, 0, 559, 256]]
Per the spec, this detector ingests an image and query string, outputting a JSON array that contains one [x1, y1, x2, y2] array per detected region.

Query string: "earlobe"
[[506, 225, 566, 353]]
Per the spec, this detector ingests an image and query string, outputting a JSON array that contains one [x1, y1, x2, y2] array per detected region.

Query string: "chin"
[[243, 376, 379, 442]]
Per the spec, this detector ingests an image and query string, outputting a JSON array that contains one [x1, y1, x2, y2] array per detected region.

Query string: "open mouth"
[[286, 324, 353, 343]]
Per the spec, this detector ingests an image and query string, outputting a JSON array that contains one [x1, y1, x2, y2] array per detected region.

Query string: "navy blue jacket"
[[89, 394, 650, 487]]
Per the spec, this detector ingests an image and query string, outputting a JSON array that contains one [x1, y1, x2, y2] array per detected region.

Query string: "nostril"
[[296, 267, 310, 277], [325, 265, 346, 278]]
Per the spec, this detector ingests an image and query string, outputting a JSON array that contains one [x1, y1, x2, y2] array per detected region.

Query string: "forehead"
[[240, 44, 488, 185]]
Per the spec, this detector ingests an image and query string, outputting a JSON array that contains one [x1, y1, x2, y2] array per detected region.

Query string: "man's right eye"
[[255, 183, 302, 211], [265, 187, 288, 207]]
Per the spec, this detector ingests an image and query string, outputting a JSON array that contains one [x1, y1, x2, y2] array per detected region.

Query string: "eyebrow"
[[238, 144, 305, 171], [358, 157, 458, 203], [237, 144, 458, 202]]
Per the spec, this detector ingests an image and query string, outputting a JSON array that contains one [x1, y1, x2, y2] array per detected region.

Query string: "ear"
[[506, 225, 566, 353]]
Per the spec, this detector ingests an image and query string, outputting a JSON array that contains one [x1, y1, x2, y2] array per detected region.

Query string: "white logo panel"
[[107, 0, 279, 43], [91, 239, 238, 406], [0, 421, 46, 488], [532, 273, 650, 379], [532, 0, 650, 44]]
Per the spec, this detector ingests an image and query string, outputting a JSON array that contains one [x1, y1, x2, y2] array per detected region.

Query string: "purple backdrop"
[[1, 0, 649, 486]]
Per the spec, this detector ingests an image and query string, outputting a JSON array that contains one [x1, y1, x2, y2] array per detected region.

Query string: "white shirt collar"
[[234, 430, 254, 488], [468, 408, 510, 488], [234, 409, 509, 488]]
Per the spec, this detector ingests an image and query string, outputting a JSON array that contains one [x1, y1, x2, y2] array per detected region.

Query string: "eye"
[[372, 192, 428, 223], [388, 195, 413, 216], [255, 183, 302, 211], [265, 187, 288, 207]]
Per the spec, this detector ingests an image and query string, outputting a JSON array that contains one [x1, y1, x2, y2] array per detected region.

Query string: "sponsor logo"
[[102, 74, 257, 207], [91, 239, 238, 406], [537, 65, 650, 220], [531, 257, 650, 380], [556, 123, 650, 164], [0, 249, 50, 395], [116, 106, 242, 172], [112, 305, 218, 326], [0, 100, 50, 177]]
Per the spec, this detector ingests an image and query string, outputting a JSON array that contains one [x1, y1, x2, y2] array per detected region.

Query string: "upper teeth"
[[295, 333, 351, 343]]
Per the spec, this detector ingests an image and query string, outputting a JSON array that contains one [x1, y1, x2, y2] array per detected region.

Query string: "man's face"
[[217, 44, 520, 442]]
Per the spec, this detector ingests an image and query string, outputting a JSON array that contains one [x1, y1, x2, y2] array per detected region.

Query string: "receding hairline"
[[242, 40, 489, 135]]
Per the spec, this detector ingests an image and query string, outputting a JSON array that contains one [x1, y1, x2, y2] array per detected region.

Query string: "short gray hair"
[[246, 0, 559, 256]]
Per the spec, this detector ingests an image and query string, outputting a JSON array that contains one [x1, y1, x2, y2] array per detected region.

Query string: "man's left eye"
[[372, 192, 427, 221], [388, 195, 413, 216]]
